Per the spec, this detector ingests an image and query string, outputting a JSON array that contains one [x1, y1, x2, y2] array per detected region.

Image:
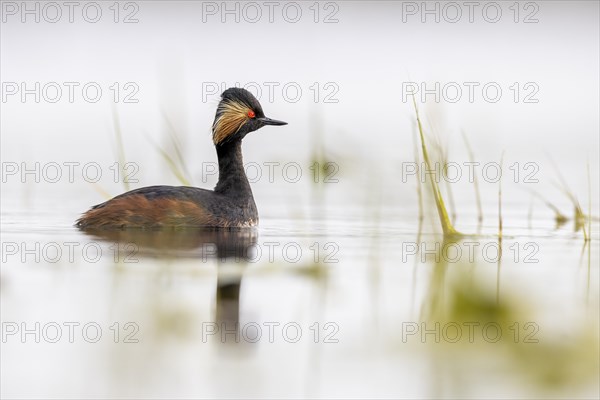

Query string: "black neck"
[[214, 139, 253, 199]]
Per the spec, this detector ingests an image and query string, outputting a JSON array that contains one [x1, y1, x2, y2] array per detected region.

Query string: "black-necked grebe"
[[76, 87, 287, 229]]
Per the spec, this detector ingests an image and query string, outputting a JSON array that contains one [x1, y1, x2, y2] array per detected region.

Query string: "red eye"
[[247, 110, 255, 118]]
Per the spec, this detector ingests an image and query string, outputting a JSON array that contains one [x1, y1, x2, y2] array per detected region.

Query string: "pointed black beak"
[[259, 117, 287, 126]]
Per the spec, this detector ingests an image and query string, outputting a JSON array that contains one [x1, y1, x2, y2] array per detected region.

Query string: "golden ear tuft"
[[213, 101, 252, 145]]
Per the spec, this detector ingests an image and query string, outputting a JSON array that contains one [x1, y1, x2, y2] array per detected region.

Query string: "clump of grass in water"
[[548, 156, 588, 233], [529, 190, 569, 227], [445, 279, 514, 326], [426, 264, 599, 390], [411, 96, 461, 238]]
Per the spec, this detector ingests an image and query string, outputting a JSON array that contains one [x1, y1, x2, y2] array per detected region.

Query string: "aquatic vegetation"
[[530, 190, 569, 227], [413, 128, 424, 222], [411, 96, 460, 238], [549, 156, 589, 234]]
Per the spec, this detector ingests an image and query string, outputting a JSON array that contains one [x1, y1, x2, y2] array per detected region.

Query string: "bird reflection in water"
[[81, 227, 258, 344]]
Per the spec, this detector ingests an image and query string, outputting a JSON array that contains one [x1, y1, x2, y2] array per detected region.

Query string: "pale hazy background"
[[1, 2, 599, 399], [2, 0, 599, 215]]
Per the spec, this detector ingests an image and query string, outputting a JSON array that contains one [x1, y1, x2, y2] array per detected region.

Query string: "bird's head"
[[212, 87, 287, 146]]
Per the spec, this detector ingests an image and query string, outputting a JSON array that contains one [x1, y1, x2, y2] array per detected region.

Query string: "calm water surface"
[[1, 188, 598, 398]]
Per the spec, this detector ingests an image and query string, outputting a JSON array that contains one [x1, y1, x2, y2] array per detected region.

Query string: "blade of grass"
[[439, 142, 457, 224], [413, 127, 424, 222], [427, 123, 457, 223], [411, 95, 460, 238]]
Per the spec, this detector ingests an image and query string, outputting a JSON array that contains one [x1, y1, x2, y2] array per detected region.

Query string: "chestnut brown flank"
[[77, 195, 219, 229]]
